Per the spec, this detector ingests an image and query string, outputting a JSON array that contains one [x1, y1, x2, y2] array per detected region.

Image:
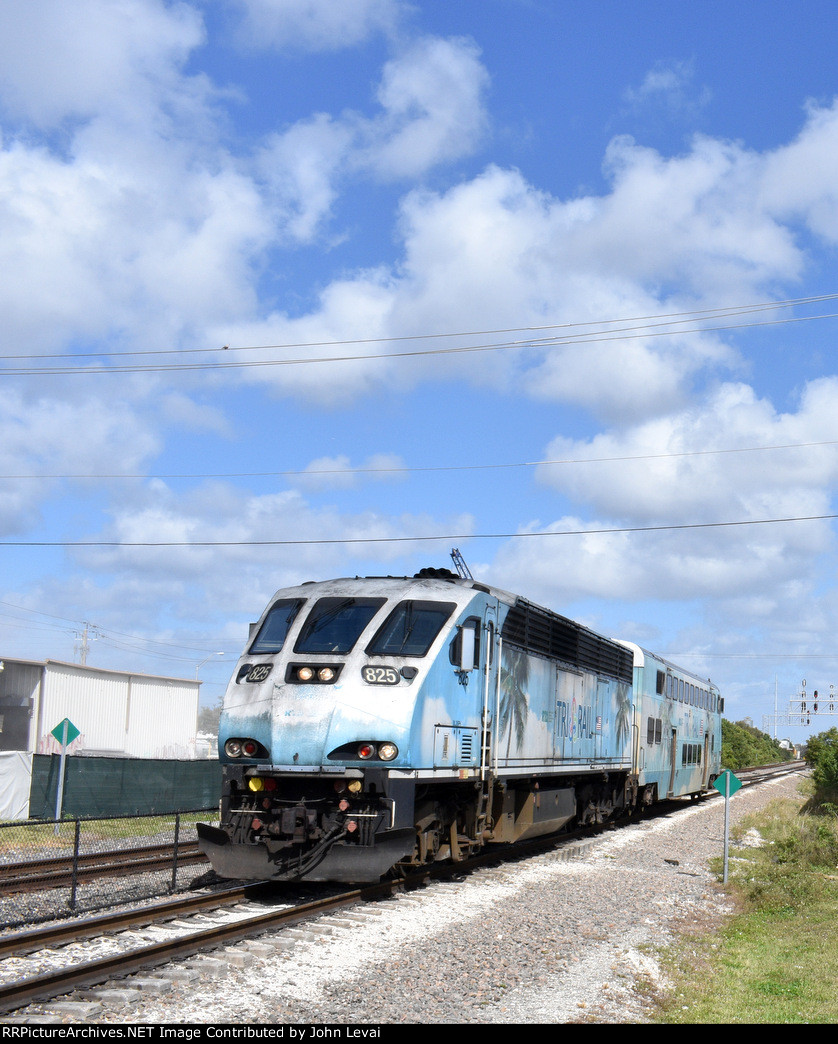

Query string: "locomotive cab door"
[[481, 605, 498, 774], [435, 608, 496, 771]]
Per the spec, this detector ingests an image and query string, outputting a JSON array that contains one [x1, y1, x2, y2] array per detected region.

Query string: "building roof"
[[1, 656, 200, 687]]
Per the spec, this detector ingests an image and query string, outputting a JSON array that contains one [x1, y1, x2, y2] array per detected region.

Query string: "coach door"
[[668, 727, 677, 797]]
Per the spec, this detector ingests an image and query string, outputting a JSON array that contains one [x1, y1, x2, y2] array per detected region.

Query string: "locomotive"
[[197, 565, 723, 882]]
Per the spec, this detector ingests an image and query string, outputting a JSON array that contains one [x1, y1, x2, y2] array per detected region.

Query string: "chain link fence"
[[0, 808, 220, 931]]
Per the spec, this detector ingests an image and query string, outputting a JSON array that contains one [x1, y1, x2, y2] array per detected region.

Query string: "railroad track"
[[0, 879, 401, 1015], [0, 824, 600, 1017], [0, 842, 206, 894], [0, 762, 805, 1019]]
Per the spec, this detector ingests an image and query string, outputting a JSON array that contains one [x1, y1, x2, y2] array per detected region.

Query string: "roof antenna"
[[450, 548, 473, 580]]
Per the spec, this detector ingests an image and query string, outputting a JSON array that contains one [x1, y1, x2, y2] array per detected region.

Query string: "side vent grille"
[[502, 600, 633, 683]]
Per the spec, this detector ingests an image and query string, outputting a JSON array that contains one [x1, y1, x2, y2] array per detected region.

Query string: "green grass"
[[653, 789, 838, 1024], [0, 811, 211, 857]]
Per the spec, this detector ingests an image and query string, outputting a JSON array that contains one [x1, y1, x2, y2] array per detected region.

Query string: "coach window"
[[681, 744, 701, 765]]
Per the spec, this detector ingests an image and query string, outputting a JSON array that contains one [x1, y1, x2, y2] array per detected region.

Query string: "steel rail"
[[0, 881, 398, 1014], [0, 842, 205, 893], [0, 883, 268, 960]]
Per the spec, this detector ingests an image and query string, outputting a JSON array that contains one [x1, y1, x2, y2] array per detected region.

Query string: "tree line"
[[721, 719, 793, 771]]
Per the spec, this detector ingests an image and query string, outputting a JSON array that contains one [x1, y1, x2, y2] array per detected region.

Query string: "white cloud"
[[291, 453, 407, 491], [761, 99, 838, 242], [0, 0, 207, 129], [238, 98, 838, 414], [0, 134, 270, 355], [232, 0, 405, 53], [622, 59, 712, 122], [483, 378, 838, 611], [156, 393, 232, 436], [0, 2, 271, 360], [10, 4, 837, 431], [359, 36, 490, 179], [255, 34, 491, 248], [0, 386, 162, 536], [487, 510, 826, 608], [596, 134, 803, 298], [257, 115, 354, 242], [537, 378, 838, 525], [0, 10, 491, 376], [68, 481, 474, 618]]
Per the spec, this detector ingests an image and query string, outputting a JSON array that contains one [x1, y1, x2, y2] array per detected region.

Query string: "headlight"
[[287, 663, 342, 683], [327, 740, 400, 763], [224, 737, 267, 759]]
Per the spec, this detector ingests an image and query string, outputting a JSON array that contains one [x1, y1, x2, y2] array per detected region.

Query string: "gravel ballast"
[[18, 772, 801, 1025]]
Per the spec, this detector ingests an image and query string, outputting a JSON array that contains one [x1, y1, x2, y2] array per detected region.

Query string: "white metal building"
[[0, 658, 201, 760]]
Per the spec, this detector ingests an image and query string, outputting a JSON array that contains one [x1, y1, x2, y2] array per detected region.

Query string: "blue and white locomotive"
[[197, 566, 723, 882]]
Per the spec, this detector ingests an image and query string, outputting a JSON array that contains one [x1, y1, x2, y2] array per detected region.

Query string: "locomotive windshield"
[[367, 600, 456, 657], [294, 597, 386, 654], [250, 598, 304, 654]]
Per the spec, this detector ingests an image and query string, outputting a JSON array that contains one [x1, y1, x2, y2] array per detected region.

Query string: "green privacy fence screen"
[[30, 753, 222, 818]]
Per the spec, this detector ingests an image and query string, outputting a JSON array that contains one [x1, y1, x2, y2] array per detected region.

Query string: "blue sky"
[[3, 0, 838, 739]]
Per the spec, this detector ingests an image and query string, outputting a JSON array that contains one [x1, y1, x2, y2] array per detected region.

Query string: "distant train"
[[197, 566, 723, 882]]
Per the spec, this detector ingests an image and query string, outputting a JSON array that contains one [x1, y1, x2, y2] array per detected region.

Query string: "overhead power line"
[[1, 512, 836, 548], [4, 291, 838, 360], [2, 438, 838, 482], [0, 598, 237, 658], [2, 293, 838, 377]]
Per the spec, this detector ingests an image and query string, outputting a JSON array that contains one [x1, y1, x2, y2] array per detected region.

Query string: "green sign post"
[[713, 769, 742, 883], [50, 718, 80, 830]]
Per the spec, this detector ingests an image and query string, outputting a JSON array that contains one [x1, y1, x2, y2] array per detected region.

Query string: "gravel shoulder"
[[18, 771, 802, 1026]]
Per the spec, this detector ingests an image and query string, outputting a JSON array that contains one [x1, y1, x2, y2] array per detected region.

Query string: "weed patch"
[[654, 792, 838, 1023]]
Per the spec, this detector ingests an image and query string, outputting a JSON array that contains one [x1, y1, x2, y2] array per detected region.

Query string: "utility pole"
[[74, 622, 98, 665]]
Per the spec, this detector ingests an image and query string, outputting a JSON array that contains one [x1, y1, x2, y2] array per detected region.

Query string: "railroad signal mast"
[[762, 679, 838, 732], [794, 680, 837, 724]]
